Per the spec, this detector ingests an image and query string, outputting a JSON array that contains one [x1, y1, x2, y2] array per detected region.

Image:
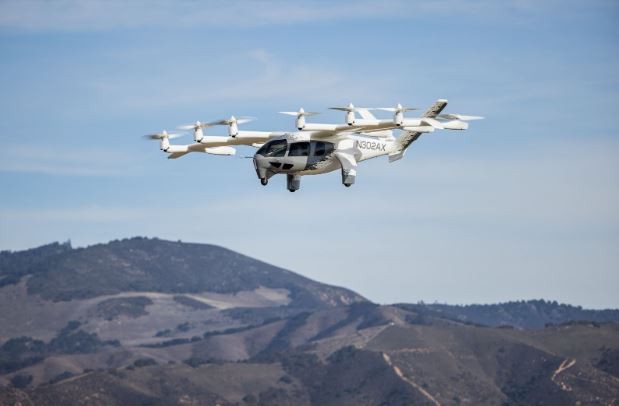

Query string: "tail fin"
[[391, 99, 448, 161]]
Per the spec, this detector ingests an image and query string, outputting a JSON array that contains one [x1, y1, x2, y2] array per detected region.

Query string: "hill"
[[397, 300, 619, 329], [0, 238, 617, 405], [0, 237, 365, 308]]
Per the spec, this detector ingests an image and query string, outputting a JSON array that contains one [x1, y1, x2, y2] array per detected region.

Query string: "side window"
[[289, 142, 310, 157], [258, 140, 287, 157], [313, 141, 333, 157]]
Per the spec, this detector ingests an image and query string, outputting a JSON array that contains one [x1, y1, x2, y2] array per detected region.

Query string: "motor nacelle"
[[296, 114, 306, 130], [346, 110, 355, 125], [329, 103, 357, 125], [229, 119, 239, 137], [279, 108, 320, 131], [160, 137, 170, 151], [203, 116, 254, 138], [394, 110, 404, 126], [194, 127, 204, 142], [376, 103, 416, 126]]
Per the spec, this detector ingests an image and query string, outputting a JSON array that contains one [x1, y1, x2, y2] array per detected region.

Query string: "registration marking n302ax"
[[356, 140, 386, 151]]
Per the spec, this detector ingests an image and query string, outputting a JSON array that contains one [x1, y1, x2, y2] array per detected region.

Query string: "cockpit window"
[[289, 142, 310, 157], [258, 139, 287, 157]]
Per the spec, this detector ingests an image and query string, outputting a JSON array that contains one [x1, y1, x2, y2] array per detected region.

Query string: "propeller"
[[206, 116, 255, 137], [375, 103, 418, 126], [279, 108, 319, 130], [329, 103, 360, 125], [176, 121, 215, 142], [144, 130, 183, 151], [143, 130, 183, 140]]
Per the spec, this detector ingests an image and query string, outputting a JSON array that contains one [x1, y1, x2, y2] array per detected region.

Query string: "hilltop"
[[0, 238, 617, 405]]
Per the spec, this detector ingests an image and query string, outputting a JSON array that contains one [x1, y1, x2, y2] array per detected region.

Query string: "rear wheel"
[[260, 178, 268, 186]]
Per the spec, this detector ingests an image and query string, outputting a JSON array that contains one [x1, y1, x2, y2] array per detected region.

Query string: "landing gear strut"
[[287, 174, 301, 192]]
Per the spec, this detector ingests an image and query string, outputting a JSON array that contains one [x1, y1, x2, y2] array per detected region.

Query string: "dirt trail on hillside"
[[382, 352, 441, 406]]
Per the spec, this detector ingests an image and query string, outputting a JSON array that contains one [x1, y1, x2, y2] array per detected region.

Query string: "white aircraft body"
[[146, 99, 482, 192]]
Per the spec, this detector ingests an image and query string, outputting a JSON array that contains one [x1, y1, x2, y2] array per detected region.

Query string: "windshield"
[[257, 139, 287, 157]]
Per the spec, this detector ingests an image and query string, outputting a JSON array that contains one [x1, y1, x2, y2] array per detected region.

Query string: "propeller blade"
[[207, 116, 255, 126], [374, 108, 397, 112], [236, 117, 255, 125], [279, 111, 320, 116], [329, 103, 359, 112], [375, 107, 418, 112], [144, 132, 184, 140], [176, 121, 214, 131], [176, 124, 197, 130]]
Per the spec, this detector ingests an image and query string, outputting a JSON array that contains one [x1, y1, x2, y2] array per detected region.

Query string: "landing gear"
[[287, 174, 301, 192], [260, 178, 268, 186], [341, 169, 355, 188]]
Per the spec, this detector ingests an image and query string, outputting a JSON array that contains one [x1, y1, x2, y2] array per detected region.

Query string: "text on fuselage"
[[355, 140, 386, 151]]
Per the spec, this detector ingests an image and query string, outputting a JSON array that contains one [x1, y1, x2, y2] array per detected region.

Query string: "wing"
[[163, 131, 281, 159], [167, 152, 189, 159], [197, 131, 280, 147]]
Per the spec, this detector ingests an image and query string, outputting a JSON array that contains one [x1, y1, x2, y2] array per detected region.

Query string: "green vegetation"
[[132, 358, 158, 368], [0, 321, 119, 373], [154, 329, 171, 338], [0, 241, 72, 288], [95, 297, 153, 320], [0, 337, 45, 374], [10, 373, 33, 388], [176, 322, 191, 332]]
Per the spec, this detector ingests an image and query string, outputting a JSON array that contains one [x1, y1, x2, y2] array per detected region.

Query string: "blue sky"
[[1, 0, 617, 308]]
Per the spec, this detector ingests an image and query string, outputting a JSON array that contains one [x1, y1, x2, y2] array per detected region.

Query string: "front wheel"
[[260, 178, 268, 186]]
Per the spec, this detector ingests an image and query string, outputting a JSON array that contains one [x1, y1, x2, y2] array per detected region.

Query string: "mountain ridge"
[[1, 238, 617, 404]]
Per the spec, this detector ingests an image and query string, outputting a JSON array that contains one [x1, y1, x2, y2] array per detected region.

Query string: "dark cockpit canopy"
[[256, 139, 333, 158], [256, 139, 287, 157]]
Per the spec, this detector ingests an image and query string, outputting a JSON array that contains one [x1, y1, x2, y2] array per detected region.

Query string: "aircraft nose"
[[253, 154, 269, 180]]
